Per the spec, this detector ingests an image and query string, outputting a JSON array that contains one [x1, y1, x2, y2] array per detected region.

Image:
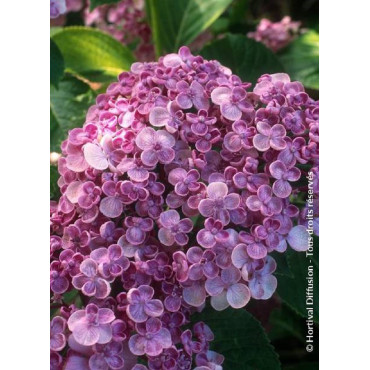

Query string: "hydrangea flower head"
[[51, 46, 319, 368], [248, 16, 302, 52]]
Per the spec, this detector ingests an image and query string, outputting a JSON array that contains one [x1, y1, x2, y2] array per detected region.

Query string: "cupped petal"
[[272, 179, 292, 198], [127, 303, 147, 323], [158, 227, 175, 246], [250, 275, 277, 300], [98, 308, 115, 324], [149, 107, 169, 127], [129, 334, 146, 356], [231, 244, 249, 269], [156, 130, 176, 148], [72, 323, 100, 346], [95, 278, 111, 299], [160, 210, 179, 227], [83, 143, 108, 171], [247, 243, 267, 259], [99, 196, 123, 218], [183, 282, 206, 307], [97, 323, 113, 344], [253, 134, 270, 151], [286, 167, 301, 181], [135, 127, 156, 150], [205, 277, 224, 296], [65, 181, 83, 203], [157, 148, 175, 164], [210, 291, 229, 311], [211, 86, 232, 105], [141, 149, 158, 167], [269, 160, 287, 180], [207, 182, 228, 199], [144, 300, 164, 318], [221, 266, 241, 284], [224, 193, 240, 210], [246, 195, 261, 212], [80, 258, 97, 277], [227, 283, 251, 308], [221, 102, 242, 121], [197, 229, 215, 249], [287, 225, 309, 251]]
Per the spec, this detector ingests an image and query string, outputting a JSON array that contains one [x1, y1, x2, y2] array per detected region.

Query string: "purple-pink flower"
[[129, 318, 172, 356], [135, 127, 176, 166], [199, 182, 240, 225], [126, 285, 164, 323], [205, 266, 251, 311], [67, 303, 115, 346], [158, 210, 193, 246]]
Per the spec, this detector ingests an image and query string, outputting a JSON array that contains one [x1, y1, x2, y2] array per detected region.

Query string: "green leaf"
[[271, 251, 293, 277], [192, 307, 281, 370], [50, 75, 96, 151], [50, 39, 64, 88], [278, 30, 319, 90], [276, 249, 319, 323], [89, 0, 120, 10], [50, 165, 60, 200], [268, 304, 305, 342], [146, 0, 233, 55], [52, 27, 135, 82], [284, 363, 319, 370], [200, 34, 285, 85]]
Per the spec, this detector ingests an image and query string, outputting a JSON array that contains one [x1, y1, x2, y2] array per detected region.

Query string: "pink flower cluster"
[[50, 46, 319, 369], [50, 0, 153, 61], [247, 16, 301, 52], [50, 0, 67, 19], [84, 0, 154, 61]]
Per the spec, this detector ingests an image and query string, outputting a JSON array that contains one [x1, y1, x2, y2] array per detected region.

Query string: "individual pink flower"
[[50, 261, 69, 294], [90, 244, 130, 280], [187, 247, 219, 280], [269, 160, 301, 198], [72, 259, 111, 299], [253, 122, 287, 151], [205, 266, 251, 311], [246, 184, 282, 216], [249, 256, 278, 299], [168, 168, 201, 196], [77, 181, 102, 209], [135, 127, 176, 166], [88, 341, 125, 370], [126, 285, 164, 323], [158, 210, 193, 246], [67, 303, 115, 346], [278, 137, 307, 167], [224, 120, 256, 152], [176, 80, 209, 110], [211, 87, 252, 121], [129, 318, 172, 357], [198, 182, 240, 226], [50, 316, 67, 352], [196, 218, 229, 249], [186, 110, 216, 136], [149, 101, 184, 133], [124, 216, 154, 245]]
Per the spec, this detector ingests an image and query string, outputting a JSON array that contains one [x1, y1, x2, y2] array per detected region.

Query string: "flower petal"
[[83, 143, 108, 170], [287, 225, 309, 251], [227, 283, 251, 308]]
